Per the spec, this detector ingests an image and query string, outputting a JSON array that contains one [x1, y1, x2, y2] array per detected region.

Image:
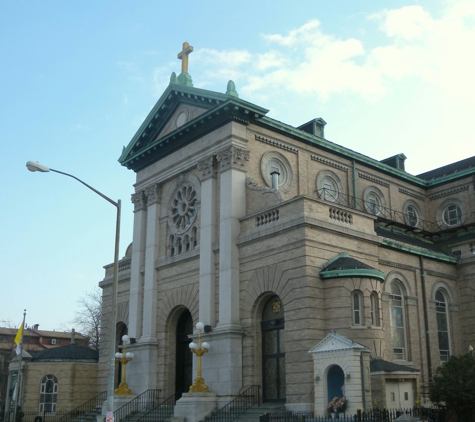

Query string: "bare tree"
[[72, 288, 102, 350]]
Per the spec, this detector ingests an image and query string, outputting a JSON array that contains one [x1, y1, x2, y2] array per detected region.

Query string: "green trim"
[[382, 239, 459, 263], [320, 268, 386, 281], [257, 116, 475, 188]]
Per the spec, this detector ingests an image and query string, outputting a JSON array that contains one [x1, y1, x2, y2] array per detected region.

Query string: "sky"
[[1, 0, 474, 332]]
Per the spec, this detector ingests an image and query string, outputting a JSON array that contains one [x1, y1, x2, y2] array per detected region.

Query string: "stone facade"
[[98, 70, 475, 415]]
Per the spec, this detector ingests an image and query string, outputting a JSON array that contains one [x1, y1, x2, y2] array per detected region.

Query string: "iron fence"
[[259, 406, 445, 422]]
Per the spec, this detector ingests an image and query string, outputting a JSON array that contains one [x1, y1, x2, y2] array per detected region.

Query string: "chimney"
[[33, 324, 39, 331]]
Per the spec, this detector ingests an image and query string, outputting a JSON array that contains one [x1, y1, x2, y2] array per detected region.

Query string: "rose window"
[[171, 185, 197, 233]]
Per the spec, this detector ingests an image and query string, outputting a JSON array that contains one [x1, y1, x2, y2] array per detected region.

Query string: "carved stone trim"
[[216, 146, 250, 172], [197, 155, 216, 180], [379, 259, 417, 272], [131, 191, 147, 212], [144, 183, 161, 205], [358, 172, 389, 187], [255, 134, 298, 154], [425, 270, 457, 281], [311, 155, 348, 172], [429, 185, 469, 200], [399, 187, 425, 201]]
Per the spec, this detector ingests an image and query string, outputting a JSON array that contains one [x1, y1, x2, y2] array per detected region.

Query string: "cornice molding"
[[379, 259, 417, 273], [398, 187, 425, 201], [358, 172, 389, 187], [429, 185, 469, 200], [255, 134, 298, 154], [311, 154, 348, 172]]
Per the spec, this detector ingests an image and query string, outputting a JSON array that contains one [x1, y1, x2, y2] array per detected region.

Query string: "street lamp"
[[115, 335, 133, 395], [189, 322, 210, 393], [26, 160, 121, 416]]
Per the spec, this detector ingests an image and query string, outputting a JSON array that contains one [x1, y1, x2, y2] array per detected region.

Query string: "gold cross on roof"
[[177, 42, 194, 73]]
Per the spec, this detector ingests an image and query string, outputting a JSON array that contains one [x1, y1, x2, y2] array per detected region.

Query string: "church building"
[[98, 43, 475, 415]]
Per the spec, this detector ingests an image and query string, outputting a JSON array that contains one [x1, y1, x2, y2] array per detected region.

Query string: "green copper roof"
[[319, 253, 386, 281], [119, 74, 475, 187], [119, 79, 268, 172]]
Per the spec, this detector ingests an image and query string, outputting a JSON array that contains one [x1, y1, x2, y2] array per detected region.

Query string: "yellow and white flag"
[[14, 322, 24, 355]]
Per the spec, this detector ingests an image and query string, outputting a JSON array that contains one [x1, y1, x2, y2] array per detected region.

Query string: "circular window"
[[316, 170, 343, 203], [363, 186, 386, 217], [436, 199, 466, 229], [170, 184, 197, 234], [260, 151, 293, 192], [403, 200, 423, 228]]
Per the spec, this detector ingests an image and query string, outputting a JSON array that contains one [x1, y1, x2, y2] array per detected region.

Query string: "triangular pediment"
[[118, 78, 268, 173], [309, 332, 367, 354]]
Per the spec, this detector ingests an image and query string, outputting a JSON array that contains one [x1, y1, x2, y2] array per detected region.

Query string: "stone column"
[[201, 145, 248, 396], [142, 183, 161, 342], [128, 191, 147, 339], [216, 145, 248, 328], [129, 184, 160, 394], [197, 155, 217, 326]]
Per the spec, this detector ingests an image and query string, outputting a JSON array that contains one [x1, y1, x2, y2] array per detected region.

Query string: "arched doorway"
[[116, 323, 128, 388], [175, 309, 193, 395], [327, 365, 344, 402], [261, 295, 286, 402]]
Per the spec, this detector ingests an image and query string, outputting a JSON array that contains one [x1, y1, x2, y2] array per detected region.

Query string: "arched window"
[[352, 292, 363, 325], [184, 235, 190, 252], [192, 226, 198, 249], [390, 282, 406, 360], [170, 235, 175, 257], [39, 375, 58, 413], [436, 290, 451, 362], [177, 237, 183, 255], [370, 292, 379, 326]]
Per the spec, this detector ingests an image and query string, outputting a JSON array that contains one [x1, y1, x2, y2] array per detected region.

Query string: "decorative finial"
[[226, 80, 239, 98], [177, 42, 193, 74], [170, 72, 177, 84]]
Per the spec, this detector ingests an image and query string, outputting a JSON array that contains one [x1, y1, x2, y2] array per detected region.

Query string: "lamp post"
[[26, 160, 121, 417], [115, 335, 133, 395], [188, 322, 210, 393]]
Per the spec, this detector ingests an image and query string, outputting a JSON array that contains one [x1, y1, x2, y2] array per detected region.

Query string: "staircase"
[[60, 392, 107, 422]]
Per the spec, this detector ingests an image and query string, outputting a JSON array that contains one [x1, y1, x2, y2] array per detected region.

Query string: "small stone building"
[[5, 345, 99, 418]]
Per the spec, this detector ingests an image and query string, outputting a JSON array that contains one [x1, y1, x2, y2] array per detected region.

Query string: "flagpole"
[[12, 310, 26, 422]]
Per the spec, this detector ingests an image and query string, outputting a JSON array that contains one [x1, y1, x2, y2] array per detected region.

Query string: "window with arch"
[[260, 151, 293, 193], [316, 170, 344, 203], [389, 282, 406, 360], [370, 292, 379, 326], [352, 291, 363, 325], [363, 186, 386, 217], [436, 290, 450, 362], [437, 199, 466, 230], [39, 375, 58, 413]]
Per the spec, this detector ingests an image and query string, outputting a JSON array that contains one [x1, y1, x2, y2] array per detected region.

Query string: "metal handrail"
[[316, 188, 475, 237], [113, 389, 160, 422], [204, 385, 261, 422], [60, 391, 107, 422], [134, 391, 181, 422]]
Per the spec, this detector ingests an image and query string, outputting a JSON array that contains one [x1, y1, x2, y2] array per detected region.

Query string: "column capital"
[[131, 191, 147, 212], [144, 183, 161, 205], [216, 146, 250, 172], [197, 155, 217, 181]]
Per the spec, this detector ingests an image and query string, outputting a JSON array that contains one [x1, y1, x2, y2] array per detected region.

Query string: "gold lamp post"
[[189, 322, 210, 393], [115, 335, 133, 395]]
